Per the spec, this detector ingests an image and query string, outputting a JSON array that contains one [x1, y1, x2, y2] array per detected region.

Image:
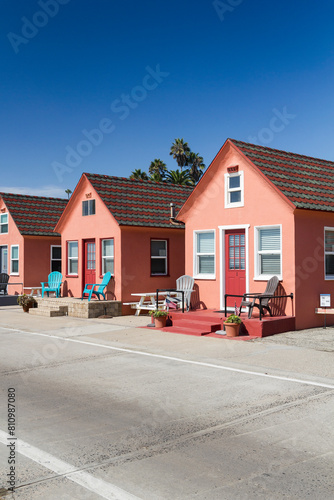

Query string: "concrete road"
[[0, 307, 334, 499]]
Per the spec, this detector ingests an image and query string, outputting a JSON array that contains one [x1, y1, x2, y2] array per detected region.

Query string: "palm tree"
[[130, 169, 148, 180], [165, 169, 192, 186], [149, 159, 167, 181], [65, 189, 72, 199], [188, 152, 205, 184], [170, 138, 190, 171], [149, 172, 164, 182]]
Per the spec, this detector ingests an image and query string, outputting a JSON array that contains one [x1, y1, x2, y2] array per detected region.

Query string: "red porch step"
[[162, 313, 223, 336], [161, 326, 211, 336]]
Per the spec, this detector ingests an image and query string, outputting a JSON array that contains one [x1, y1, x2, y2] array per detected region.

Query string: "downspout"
[[169, 203, 184, 226]]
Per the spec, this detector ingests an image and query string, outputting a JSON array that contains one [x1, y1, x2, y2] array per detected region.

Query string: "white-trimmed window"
[[82, 200, 95, 216], [102, 239, 114, 275], [194, 230, 215, 279], [51, 246, 61, 273], [255, 226, 282, 279], [225, 171, 244, 208], [324, 228, 334, 279], [10, 245, 19, 274], [0, 213, 8, 234], [151, 240, 167, 275], [67, 241, 78, 275]]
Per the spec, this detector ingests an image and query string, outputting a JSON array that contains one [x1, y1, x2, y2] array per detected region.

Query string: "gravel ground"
[[251, 327, 334, 352]]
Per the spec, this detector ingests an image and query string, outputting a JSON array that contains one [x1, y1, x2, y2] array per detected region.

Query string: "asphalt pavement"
[[0, 306, 333, 499]]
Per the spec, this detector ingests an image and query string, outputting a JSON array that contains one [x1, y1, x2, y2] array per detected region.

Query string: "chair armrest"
[[241, 293, 263, 298]]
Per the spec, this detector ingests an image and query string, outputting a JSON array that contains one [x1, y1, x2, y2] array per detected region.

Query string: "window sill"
[[193, 274, 216, 280], [253, 275, 282, 281], [150, 274, 169, 278], [66, 274, 78, 278], [10, 273, 19, 276], [224, 203, 244, 209]]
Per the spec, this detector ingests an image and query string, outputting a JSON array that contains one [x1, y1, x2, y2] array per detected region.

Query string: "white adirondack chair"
[[166, 275, 194, 311]]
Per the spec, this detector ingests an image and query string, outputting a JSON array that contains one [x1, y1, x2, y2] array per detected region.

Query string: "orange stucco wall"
[[120, 226, 185, 305], [0, 198, 60, 295], [180, 141, 296, 317], [294, 209, 334, 329], [57, 176, 185, 304], [24, 236, 62, 288]]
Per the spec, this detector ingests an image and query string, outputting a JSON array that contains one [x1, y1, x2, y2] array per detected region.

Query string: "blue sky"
[[1, 0, 334, 198]]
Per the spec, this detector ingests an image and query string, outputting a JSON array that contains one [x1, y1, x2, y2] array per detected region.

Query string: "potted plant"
[[17, 294, 37, 313], [223, 314, 242, 337], [149, 310, 168, 328]]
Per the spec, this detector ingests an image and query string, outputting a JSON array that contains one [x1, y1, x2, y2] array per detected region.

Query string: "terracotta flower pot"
[[223, 322, 240, 337], [154, 316, 167, 328]]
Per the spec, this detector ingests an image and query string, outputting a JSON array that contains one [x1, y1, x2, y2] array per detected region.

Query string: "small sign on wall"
[[320, 294, 331, 308]]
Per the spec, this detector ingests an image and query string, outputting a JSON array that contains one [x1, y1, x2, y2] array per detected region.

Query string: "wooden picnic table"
[[23, 286, 43, 297], [125, 291, 178, 316]]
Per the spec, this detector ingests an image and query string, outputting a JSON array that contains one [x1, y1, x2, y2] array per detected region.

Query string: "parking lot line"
[[5, 327, 334, 390], [0, 430, 140, 500]]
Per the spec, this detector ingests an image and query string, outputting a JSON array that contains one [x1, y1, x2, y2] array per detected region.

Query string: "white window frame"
[[0, 213, 8, 234], [82, 199, 96, 216], [224, 171, 244, 208], [50, 245, 62, 273], [324, 227, 334, 280], [101, 238, 114, 275], [254, 225, 282, 280], [151, 239, 168, 276], [193, 230, 216, 280], [0, 245, 8, 274], [10, 245, 19, 275], [67, 241, 78, 276]]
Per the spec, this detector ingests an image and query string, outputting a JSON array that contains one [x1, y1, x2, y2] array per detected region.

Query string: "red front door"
[[225, 230, 246, 308], [84, 240, 96, 287]]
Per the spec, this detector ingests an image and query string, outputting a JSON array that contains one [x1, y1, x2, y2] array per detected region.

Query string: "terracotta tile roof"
[[85, 174, 193, 227], [0, 192, 67, 236], [230, 139, 334, 212]]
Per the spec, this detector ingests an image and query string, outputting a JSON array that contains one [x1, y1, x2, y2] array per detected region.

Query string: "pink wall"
[[294, 209, 334, 329], [0, 200, 24, 294], [179, 141, 295, 315], [57, 175, 186, 305], [0, 199, 61, 295], [57, 176, 121, 299], [120, 226, 185, 306]]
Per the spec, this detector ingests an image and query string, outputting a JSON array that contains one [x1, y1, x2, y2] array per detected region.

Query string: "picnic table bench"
[[124, 291, 178, 316]]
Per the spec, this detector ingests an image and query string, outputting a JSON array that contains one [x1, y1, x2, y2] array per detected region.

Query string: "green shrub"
[[225, 314, 242, 324]]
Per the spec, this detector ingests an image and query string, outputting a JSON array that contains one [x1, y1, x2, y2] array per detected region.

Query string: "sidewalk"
[[1, 306, 334, 386]]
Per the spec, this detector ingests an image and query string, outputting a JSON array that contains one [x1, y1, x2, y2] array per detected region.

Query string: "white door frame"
[[218, 225, 250, 311], [0, 245, 8, 274]]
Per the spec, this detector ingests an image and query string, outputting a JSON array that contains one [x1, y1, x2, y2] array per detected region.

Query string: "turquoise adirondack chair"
[[81, 272, 112, 301], [41, 272, 62, 297]]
